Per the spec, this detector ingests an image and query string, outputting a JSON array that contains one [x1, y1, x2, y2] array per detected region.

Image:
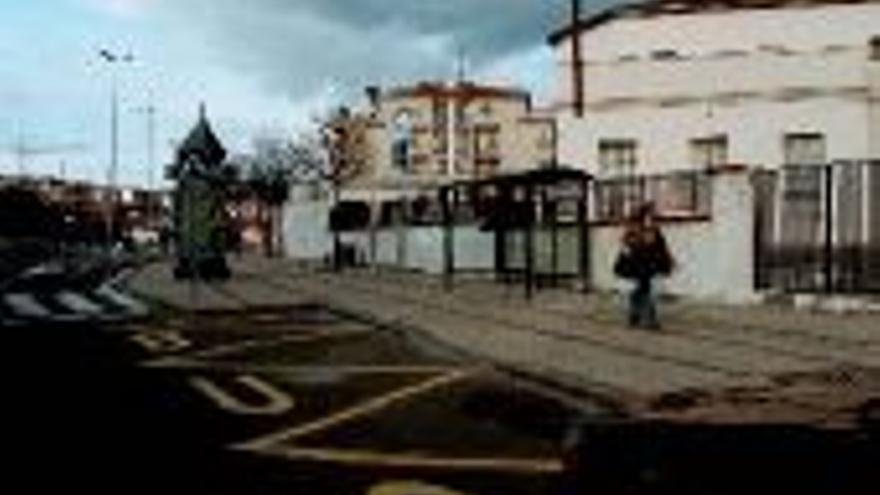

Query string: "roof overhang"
[[548, 0, 877, 46]]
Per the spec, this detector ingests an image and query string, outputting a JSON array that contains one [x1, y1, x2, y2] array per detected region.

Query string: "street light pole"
[[98, 49, 134, 252], [135, 100, 158, 227], [147, 103, 156, 191]]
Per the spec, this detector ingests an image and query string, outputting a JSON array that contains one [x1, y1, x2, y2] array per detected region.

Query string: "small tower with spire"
[[175, 102, 227, 172], [170, 104, 231, 281]]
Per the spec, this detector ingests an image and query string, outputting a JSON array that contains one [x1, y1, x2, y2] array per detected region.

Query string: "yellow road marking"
[[237, 368, 476, 451], [180, 329, 371, 360], [261, 447, 564, 474], [189, 375, 295, 416], [141, 359, 460, 376], [156, 318, 367, 334], [368, 480, 474, 495], [129, 331, 192, 354]]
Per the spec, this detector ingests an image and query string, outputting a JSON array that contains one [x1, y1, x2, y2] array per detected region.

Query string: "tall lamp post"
[[98, 48, 134, 252], [134, 99, 158, 229]]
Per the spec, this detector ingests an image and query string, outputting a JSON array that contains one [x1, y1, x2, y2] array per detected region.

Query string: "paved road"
[[7, 288, 879, 494], [6, 303, 600, 494]]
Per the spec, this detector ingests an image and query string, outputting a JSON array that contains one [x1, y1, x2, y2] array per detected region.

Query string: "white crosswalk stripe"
[[57, 291, 104, 315], [1, 285, 149, 325], [95, 285, 149, 316], [4, 293, 52, 318]]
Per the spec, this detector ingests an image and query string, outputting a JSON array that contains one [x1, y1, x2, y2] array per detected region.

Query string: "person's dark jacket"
[[615, 225, 673, 280]]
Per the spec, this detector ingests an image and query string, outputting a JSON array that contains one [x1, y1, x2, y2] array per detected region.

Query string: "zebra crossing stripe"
[[57, 291, 104, 315], [4, 293, 52, 318], [95, 285, 149, 316]]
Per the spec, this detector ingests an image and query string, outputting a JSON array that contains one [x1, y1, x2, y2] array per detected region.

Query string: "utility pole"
[[571, 0, 585, 118], [145, 103, 156, 191], [4, 132, 87, 180], [135, 100, 158, 228]]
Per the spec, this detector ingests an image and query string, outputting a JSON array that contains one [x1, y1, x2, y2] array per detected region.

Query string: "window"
[[594, 171, 711, 222], [690, 135, 728, 168], [651, 49, 680, 60], [536, 127, 554, 151], [475, 129, 499, 158], [598, 139, 638, 177], [391, 109, 413, 171], [783, 133, 825, 165]]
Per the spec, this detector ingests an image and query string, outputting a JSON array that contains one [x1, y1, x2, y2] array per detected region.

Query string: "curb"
[[114, 262, 178, 318]]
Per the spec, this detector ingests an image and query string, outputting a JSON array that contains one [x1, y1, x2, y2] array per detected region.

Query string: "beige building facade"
[[339, 81, 556, 205]]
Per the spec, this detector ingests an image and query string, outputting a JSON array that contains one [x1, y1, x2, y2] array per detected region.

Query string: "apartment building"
[[338, 80, 556, 205]]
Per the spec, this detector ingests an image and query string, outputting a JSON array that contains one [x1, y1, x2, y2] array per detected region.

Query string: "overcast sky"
[[0, 0, 613, 188]]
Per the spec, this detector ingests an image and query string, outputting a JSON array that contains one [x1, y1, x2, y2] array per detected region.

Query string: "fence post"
[[441, 186, 454, 291], [525, 184, 535, 300], [752, 171, 764, 291], [547, 185, 559, 287], [824, 163, 834, 294], [578, 176, 590, 293]]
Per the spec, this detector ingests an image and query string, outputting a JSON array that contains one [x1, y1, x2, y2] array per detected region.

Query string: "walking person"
[[614, 202, 673, 329]]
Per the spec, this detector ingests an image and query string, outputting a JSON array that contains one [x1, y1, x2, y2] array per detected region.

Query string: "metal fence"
[[592, 171, 712, 223], [754, 160, 880, 293]]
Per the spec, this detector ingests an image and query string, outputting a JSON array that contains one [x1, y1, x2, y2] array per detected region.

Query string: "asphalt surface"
[[6, 278, 880, 494], [5, 302, 597, 495]]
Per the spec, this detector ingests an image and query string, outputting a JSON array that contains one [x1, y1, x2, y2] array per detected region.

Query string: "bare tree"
[[232, 131, 340, 257], [228, 107, 374, 261], [317, 106, 376, 269]]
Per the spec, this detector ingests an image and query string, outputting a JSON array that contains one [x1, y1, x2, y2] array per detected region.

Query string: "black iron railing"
[[592, 170, 712, 223], [754, 160, 880, 293]]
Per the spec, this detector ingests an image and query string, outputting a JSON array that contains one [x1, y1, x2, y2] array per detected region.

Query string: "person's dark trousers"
[[629, 276, 659, 329]]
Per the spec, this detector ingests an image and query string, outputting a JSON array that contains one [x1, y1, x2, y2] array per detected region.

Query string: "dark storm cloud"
[[278, 0, 563, 59], [164, 0, 602, 102]]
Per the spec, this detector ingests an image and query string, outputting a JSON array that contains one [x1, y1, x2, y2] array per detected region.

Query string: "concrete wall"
[[340, 226, 495, 274], [589, 169, 759, 304], [284, 173, 763, 303], [503, 228, 580, 275], [353, 226, 580, 275], [281, 200, 332, 260]]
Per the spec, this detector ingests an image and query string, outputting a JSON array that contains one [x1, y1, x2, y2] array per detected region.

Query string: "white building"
[[547, 0, 880, 302], [550, 0, 880, 176]]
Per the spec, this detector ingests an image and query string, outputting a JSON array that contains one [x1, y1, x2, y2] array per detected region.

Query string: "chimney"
[[365, 86, 381, 110]]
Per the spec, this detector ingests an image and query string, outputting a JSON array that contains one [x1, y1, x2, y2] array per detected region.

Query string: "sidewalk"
[[129, 257, 880, 424]]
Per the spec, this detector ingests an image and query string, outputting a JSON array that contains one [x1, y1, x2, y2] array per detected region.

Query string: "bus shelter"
[[440, 167, 592, 298]]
